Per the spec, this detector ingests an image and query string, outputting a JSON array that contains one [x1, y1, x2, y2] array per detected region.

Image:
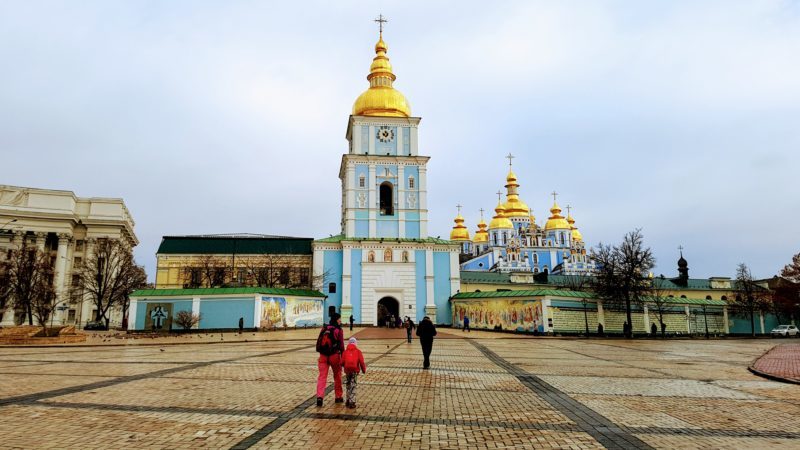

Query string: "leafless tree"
[[647, 279, 673, 337], [0, 243, 56, 326], [591, 229, 656, 338], [71, 239, 147, 329], [181, 254, 230, 288], [730, 263, 771, 336], [174, 310, 202, 330]]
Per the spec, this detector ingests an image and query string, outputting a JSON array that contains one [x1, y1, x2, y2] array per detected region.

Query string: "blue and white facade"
[[313, 117, 460, 325]]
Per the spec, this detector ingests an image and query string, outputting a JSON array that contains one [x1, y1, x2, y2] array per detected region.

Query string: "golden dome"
[[352, 33, 411, 117], [567, 213, 583, 242], [502, 169, 531, 218], [544, 201, 571, 231], [473, 216, 489, 243], [488, 202, 513, 230], [450, 213, 471, 241]]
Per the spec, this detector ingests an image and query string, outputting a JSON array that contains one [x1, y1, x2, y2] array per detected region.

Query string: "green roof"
[[452, 288, 726, 305], [315, 234, 454, 245], [131, 287, 325, 298], [157, 235, 312, 255]]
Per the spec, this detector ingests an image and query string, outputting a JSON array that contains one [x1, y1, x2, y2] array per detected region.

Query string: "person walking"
[[349, 314, 354, 332], [342, 337, 366, 409], [405, 317, 415, 343], [416, 316, 437, 369], [651, 322, 657, 337], [463, 316, 470, 333], [315, 313, 345, 407], [238, 317, 244, 334]]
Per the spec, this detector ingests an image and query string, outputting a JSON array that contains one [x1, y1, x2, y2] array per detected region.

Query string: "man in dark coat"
[[415, 316, 437, 369], [349, 314, 354, 332]]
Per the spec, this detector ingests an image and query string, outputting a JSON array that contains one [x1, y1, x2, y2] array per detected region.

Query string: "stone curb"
[[747, 344, 800, 385]]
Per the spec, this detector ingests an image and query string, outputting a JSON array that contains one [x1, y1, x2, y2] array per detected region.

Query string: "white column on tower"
[[397, 164, 406, 238], [419, 166, 428, 238], [368, 165, 377, 237]]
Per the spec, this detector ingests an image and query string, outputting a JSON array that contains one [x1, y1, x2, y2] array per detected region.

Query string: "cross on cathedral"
[[566, 204, 572, 216], [479, 208, 485, 219], [456, 204, 462, 215], [551, 191, 558, 203], [496, 190, 503, 201], [505, 152, 514, 167], [374, 14, 388, 34], [678, 245, 684, 256]]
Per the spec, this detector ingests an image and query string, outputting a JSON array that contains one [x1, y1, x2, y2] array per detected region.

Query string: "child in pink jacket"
[[342, 337, 366, 408]]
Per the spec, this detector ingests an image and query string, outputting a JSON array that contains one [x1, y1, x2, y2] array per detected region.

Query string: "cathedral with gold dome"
[[451, 158, 597, 276], [312, 22, 461, 326]]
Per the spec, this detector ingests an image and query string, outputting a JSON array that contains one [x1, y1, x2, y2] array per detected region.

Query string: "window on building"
[[705, 295, 712, 300], [299, 268, 310, 285], [384, 248, 393, 262], [379, 182, 394, 215], [402, 251, 409, 262], [502, 233, 507, 245], [279, 268, 290, 285], [408, 176, 415, 189], [328, 282, 337, 294], [75, 240, 84, 252], [359, 175, 366, 188], [721, 295, 728, 301], [73, 256, 82, 266], [368, 251, 375, 263]]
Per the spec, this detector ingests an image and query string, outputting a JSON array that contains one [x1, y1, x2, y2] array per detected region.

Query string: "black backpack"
[[316, 326, 339, 356]]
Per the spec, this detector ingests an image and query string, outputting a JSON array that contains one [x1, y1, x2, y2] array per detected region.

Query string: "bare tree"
[[781, 252, 800, 283], [71, 239, 146, 329], [0, 243, 56, 326], [119, 267, 148, 330], [181, 254, 230, 288], [556, 275, 592, 336], [174, 310, 202, 330], [730, 263, 771, 336], [591, 229, 655, 338], [647, 279, 673, 337]]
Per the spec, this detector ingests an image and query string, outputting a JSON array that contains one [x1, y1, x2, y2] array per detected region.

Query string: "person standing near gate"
[[349, 314, 354, 332], [416, 316, 437, 369]]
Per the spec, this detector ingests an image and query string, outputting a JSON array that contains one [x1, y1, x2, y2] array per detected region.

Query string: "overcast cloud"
[[1, 1, 798, 280]]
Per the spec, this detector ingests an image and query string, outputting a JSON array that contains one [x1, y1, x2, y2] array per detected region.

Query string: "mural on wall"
[[452, 299, 543, 332], [260, 297, 324, 328], [144, 303, 173, 331]]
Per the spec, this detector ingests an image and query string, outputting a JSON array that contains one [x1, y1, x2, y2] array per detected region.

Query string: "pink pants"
[[316, 354, 343, 399]]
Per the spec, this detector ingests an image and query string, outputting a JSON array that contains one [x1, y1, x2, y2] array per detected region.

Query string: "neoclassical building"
[[312, 29, 460, 325], [0, 185, 137, 327]]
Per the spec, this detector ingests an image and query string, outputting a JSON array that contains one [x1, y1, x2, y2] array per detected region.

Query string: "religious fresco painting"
[[452, 299, 543, 333], [260, 297, 323, 328], [144, 303, 173, 331]]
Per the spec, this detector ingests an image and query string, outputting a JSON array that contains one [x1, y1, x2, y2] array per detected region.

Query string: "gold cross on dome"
[[551, 191, 558, 203], [496, 190, 503, 201], [374, 14, 388, 34], [456, 204, 462, 215], [566, 205, 572, 216], [479, 208, 485, 219], [505, 152, 514, 167]]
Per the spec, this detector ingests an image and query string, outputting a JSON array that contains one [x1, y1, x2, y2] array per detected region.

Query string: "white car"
[[770, 325, 799, 337]]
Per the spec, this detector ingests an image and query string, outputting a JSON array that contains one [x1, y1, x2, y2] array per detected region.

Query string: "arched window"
[[721, 295, 728, 301], [705, 295, 712, 300], [502, 232, 507, 245], [379, 182, 394, 215], [384, 248, 393, 262], [560, 233, 565, 245], [680, 295, 687, 299], [328, 282, 337, 294], [492, 233, 498, 246], [533, 253, 539, 264], [402, 251, 409, 262], [368, 251, 375, 263]]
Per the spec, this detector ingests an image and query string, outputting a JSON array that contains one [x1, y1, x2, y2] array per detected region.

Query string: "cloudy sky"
[[2, 1, 799, 280]]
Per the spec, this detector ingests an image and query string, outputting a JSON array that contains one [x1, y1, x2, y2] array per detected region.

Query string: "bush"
[[174, 310, 201, 330]]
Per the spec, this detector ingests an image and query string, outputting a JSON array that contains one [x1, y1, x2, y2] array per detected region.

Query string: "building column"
[[0, 305, 15, 326], [128, 299, 138, 331], [35, 232, 47, 251], [759, 311, 765, 335], [596, 300, 605, 329], [368, 165, 377, 237], [424, 249, 436, 318], [341, 248, 353, 319], [643, 305, 650, 332], [54, 233, 71, 324], [723, 306, 730, 334], [685, 305, 691, 333]]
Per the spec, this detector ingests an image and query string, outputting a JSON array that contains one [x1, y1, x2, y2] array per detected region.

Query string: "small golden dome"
[[450, 213, 471, 241], [473, 217, 489, 243], [352, 33, 411, 117], [544, 201, 571, 230], [489, 202, 513, 230], [567, 213, 583, 242], [502, 169, 531, 218]]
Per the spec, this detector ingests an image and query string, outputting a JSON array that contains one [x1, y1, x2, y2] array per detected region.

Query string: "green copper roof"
[[157, 235, 313, 255], [315, 234, 454, 245], [131, 287, 325, 298]]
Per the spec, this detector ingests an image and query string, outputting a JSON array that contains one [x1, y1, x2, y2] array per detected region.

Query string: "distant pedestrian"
[[405, 317, 415, 343], [463, 316, 470, 333], [316, 313, 345, 407], [623, 321, 629, 337], [660, 321, 666, 337], [238, 317, 244, 334], [396, 315, 402, 328], [597, 323, 604, 336], [342, 337, 366, 409], [349, 314, 354, 332], [651, 322, 657, 336], [416, 316, 437, 369]]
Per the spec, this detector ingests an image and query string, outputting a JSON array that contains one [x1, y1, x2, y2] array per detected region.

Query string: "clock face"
[[377, 126, 395, 143]]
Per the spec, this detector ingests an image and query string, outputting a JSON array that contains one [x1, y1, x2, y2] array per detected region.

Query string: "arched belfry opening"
[[380, 182, 394, 216], [377, 296, 400, 327]]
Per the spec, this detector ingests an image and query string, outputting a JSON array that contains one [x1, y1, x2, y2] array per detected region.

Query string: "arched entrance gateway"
[[377, 297, 400, 327]]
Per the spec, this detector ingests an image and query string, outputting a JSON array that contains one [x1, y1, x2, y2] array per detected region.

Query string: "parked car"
[[83, 321, 107, 331], [770, 325, 799, 337]]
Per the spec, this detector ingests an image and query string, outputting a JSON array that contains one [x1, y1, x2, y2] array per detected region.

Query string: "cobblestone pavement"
[[750, 342, 800, 383], [0, 330, 798, 449]]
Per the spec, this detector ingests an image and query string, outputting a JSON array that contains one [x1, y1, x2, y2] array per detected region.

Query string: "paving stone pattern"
[[0, 330, 798, 449], [750, 342, 800, 383]]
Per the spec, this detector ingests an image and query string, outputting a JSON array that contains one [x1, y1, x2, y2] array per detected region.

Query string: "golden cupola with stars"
[[489, 201, 513, 230], [449, 211, 471, 241], [567, 210, 583, 242], [352, 22, 411, 118], [473, 211, 489, 243], [544, 199, 571, 231]]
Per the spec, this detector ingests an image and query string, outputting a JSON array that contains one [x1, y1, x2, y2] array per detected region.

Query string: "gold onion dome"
[[502, 170, 531, 218], [473, 217, 489, 243], [544, 201, 571, 231], [489, 202, 513, 230], [449, 214, 471, 241], [567, 213, 583, 242], [352, 33, 411, 117]]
